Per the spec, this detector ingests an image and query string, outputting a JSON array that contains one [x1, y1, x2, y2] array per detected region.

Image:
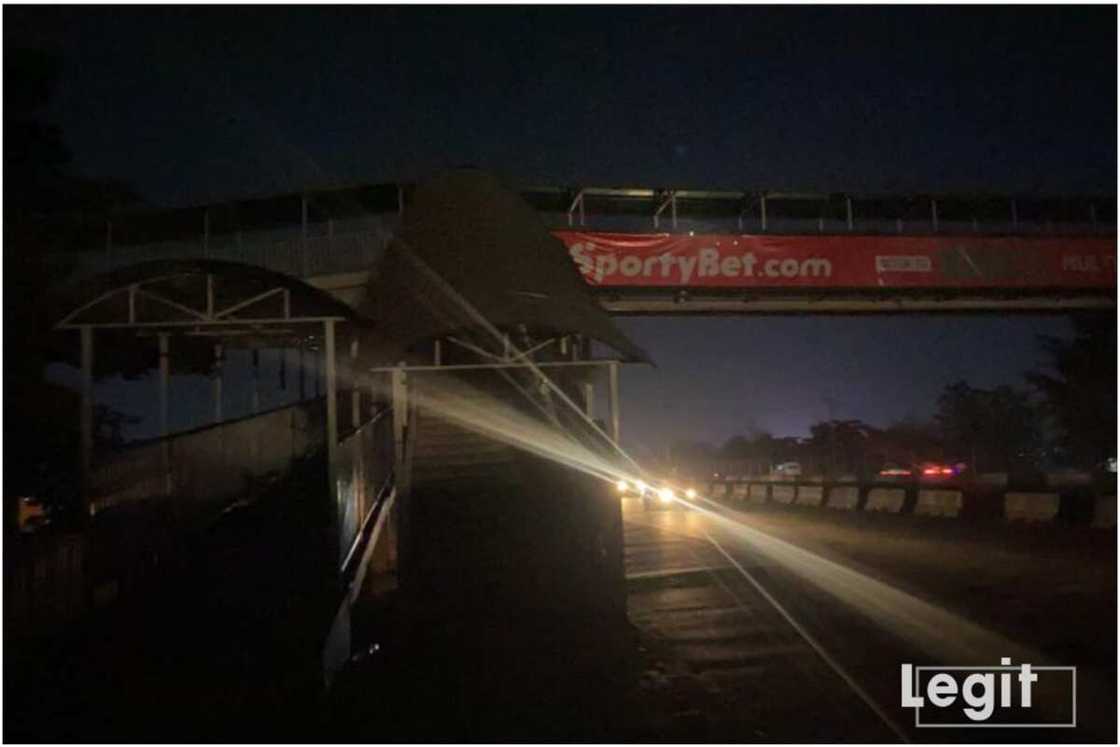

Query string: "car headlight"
[[635, 480, 648, 495], [658, 487, 674, 503], [616, 479, 629, 493], [685, 488, 697, 499]]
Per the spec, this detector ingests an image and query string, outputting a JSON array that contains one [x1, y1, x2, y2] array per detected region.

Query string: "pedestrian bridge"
[[15, 174, 1116, 717]]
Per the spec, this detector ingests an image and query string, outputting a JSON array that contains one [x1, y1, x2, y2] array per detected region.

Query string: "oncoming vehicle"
[[918, 462, 957, 479], [772, 462, 802, 479], [616, 479, 697, 511]]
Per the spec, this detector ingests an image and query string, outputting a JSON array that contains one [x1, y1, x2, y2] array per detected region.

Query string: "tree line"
[[674, 315, 1116, 479]]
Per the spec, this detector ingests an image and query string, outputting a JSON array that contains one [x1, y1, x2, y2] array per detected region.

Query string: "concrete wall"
[[748, 483, 769, 504], [1004, 492, 1061, 522], [915, 489, 963, 518], [771, 485, 796, 504], [795, 485, 824, 507], [865, 487, 906, 513], [827, 486, 859, 510], [1092, 496, 1116, 529]]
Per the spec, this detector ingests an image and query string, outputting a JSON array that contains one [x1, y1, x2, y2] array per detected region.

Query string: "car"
[[878, 463, 912, 479], [772, 462, 802, 479], [918, 462, 957, 479], [616, 479, 696, 510]]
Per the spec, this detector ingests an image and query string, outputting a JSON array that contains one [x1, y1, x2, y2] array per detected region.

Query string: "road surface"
[[621, 494, 1116, 742]]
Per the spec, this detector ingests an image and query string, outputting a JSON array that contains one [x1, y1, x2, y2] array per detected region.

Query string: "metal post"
[[212, 343, 223, 423], [670, 192, 677, 230], [80, 327, 94, 517], [931, 199, 939, 233], [314, 345, 321, 397], [760, 195, 768, 232], [206, 274, 214, 318], [846, 196, 853, 231], [433, 338, 442, 366], [298, 343, 306, 400], [391, 366, 410, 584], [350, 338, 360, 429], [583, 382, 595, 419], [159, 334, 171, 496], [251, 349, 261, 414], [301, 193, 309, 277], [158, 334, 170, 438], [607, 361, 620, 444], [323, 320, 340, 569]]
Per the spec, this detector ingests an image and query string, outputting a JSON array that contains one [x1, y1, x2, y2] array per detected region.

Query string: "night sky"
[[10, 6, 1116, 452]]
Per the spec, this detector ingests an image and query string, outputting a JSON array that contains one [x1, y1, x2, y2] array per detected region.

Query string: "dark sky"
[[12, 6, 1116, 450]]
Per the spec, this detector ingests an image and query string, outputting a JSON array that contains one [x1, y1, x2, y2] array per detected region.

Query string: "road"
[[621, 494, 1116, 742]]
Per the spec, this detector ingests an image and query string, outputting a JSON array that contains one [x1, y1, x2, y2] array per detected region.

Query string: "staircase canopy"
[[361, 169, 649, 364]]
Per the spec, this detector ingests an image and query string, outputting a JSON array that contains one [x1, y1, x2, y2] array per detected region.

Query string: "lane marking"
[[626, 564, 731, 581], [703, 531, 911, 743]]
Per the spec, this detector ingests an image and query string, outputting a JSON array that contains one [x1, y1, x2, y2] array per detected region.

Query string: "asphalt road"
[[620, 494, 1116, 743]]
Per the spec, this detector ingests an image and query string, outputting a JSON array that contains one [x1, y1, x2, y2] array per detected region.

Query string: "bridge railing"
[[336, 405, 395, 575], [50, 220, 396, 283]]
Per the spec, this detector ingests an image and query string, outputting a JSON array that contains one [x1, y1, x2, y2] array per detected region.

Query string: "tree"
[[871, 417, 944, 466], [1027, 315, 1117, 469], [4, 47, 143, 526], [935, 381, 1043, 474], [806, 419, 879, 478]]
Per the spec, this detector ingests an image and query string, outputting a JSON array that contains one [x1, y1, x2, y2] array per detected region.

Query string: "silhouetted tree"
[[4, 47, 143, 525], [807, 419, 878, 478], [1027, 315, 1117, 469], [935, 381, 1043, 474]]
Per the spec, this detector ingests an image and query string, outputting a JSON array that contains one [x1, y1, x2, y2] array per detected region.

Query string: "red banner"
[[553, 231, 1116, 289]]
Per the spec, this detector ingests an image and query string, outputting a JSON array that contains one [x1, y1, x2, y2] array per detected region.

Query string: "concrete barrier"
[[915, 489, 963, 518], [771, 485, 796, 504], [795, 485, 823, 507], [865, 487, 906, 513], [748, 483, 768, 505], [1093, 496, 1117, 529], [1004, 492, 1061, 522], [731, 483, 750, 501], [710, 482, 728, 499], [827, 486, 859, 510]]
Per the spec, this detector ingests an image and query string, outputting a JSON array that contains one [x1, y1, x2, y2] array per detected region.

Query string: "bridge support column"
[[79, 326, 93, 517], [607, 361, 620, 444]]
